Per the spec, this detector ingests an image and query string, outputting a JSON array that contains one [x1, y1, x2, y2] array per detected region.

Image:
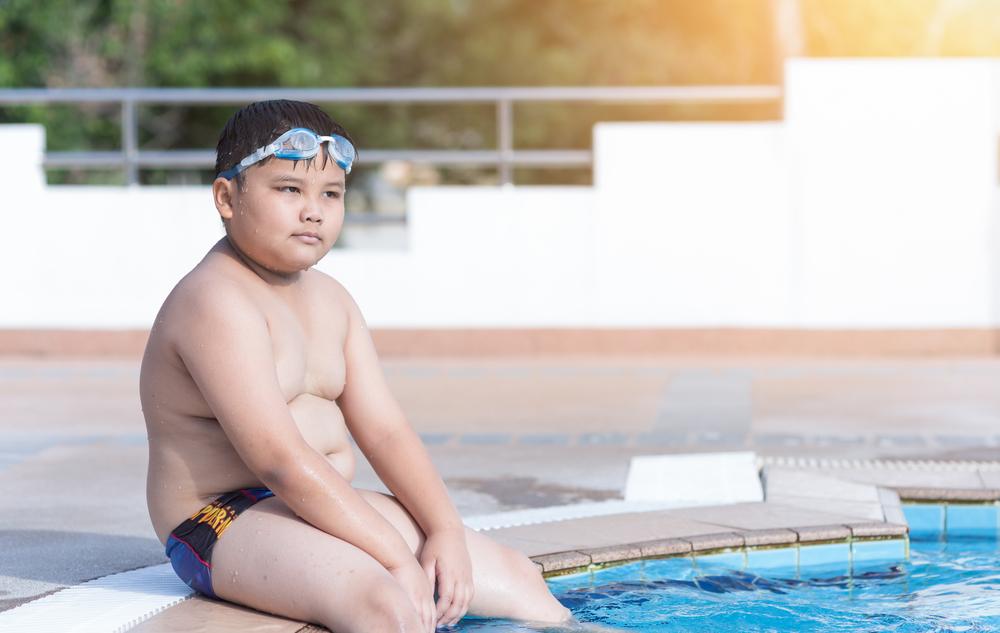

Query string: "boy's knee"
[[503, 546, 542, 577]]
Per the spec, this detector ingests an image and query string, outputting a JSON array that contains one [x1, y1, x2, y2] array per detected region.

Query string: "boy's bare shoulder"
[[150, 246, 269, 353], [306, 266, 358, 306]]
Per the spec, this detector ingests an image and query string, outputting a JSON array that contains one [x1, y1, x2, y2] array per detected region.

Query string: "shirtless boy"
[[140, 100, 571, 632]]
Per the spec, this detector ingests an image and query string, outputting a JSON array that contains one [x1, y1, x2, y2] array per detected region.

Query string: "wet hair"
[[215, 99, 355, 188]]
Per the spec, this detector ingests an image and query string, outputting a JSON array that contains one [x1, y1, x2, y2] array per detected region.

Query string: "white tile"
[[624, 451, 763, 504]]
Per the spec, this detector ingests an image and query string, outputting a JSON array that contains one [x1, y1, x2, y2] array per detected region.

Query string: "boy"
[[140, 100, 571, 632]]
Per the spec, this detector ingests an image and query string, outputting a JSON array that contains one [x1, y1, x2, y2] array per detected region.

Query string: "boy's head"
[[215, 100, 355, 190], [213, 100, 354, 274]]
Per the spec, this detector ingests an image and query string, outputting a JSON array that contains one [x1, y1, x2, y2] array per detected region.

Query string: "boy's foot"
[[481, 617, 626, 632]]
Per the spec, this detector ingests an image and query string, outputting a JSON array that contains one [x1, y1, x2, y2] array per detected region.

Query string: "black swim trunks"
[[165, 488, 274, 599]]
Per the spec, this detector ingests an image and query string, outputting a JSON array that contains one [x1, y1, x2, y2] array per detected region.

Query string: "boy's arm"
[[173, 284, 435, 629], [336, 299, 473, 627]]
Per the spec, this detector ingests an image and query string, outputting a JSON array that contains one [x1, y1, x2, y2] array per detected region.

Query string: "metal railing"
[[0, 85, 781, 186]]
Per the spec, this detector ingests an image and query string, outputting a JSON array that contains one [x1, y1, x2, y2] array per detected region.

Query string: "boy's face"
[[213, 154, 345, 276]]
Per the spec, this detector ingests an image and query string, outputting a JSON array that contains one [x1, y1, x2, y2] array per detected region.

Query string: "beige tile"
[[765, 496, 884, 522], [897, 487, 1000, 501], [814, 468, 986, 489], [765, 467, 881, 502], [635, 538, 691, 557], [686, 533, 743, 551], [532, 551, 591, 573], [737, 528, 798, 546], [583, 544, 643, 564], [130, 595, 307, 633], [846, 522, 908, 537], [487, 512, 731, 556], [978, 470, 1000, 489], [665, 501, 874, 531], [385, 361, 667, 434], [792, 524, 851, 542]]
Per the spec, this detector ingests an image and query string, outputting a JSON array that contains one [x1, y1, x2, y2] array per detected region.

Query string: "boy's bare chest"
[[264, 290, 349, 403]]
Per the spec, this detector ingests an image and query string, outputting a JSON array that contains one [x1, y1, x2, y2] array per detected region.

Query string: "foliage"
[[2, 0, 996, 184]]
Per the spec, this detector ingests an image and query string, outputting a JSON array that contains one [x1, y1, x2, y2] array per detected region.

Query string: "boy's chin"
[[268, 257, 324, 275]]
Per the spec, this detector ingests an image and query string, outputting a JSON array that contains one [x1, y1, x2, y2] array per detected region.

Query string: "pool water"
[[454, 538, 1000, 632]]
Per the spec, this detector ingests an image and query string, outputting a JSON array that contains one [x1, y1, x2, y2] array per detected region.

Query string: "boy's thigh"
[[209, 496, 409, 627], [355, 489, 425, 554]]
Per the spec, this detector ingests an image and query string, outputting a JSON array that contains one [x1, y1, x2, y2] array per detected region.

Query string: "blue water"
[[454, 538, 1000, 631]]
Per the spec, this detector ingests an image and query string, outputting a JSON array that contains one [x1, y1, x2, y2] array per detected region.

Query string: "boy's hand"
[[420, 529, 474, 628], [389, 561, 436, 632]]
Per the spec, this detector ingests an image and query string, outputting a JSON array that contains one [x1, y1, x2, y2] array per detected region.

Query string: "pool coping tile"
[[582, 544, 643, 564], [634, 538, 692, 558], [791, 524, 852, 543], [896, 487, 1000, 501], [533, 551, 591, 573], [845, 521, 908, 537], [684, 533, 744, 551], [736, 528, 798, 546]]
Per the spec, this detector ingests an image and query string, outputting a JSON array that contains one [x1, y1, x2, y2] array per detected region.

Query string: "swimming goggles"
[[219, 127, 356, 179]]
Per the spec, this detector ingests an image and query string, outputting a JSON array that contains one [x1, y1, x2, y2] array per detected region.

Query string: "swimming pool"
[[455, 504, 1000, 632]]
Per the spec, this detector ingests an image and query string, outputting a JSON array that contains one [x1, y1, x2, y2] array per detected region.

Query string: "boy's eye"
[[324, 191, 341, 199], [278, 186, 299, 193]]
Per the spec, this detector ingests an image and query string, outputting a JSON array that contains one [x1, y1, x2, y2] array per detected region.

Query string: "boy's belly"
[[148, 395, 355, 542], [288, 393, 356, 483]]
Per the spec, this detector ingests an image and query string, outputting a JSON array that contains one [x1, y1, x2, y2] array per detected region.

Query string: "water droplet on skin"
[[257, 530, 262, 534]]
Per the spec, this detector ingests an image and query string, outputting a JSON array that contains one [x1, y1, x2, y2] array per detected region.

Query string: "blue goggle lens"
[[220, 128, 355, 179]]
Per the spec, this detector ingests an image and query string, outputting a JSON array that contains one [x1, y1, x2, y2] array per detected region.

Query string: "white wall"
[[0, 127, 224, 329], [785, 59, 1000, 327], [2, 58, 999, 330]]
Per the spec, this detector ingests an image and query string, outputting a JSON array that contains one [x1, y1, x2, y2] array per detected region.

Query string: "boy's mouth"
[[294, 232, 320, 244]]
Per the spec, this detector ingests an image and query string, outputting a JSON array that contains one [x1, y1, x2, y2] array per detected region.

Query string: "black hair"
[[215, 99, 355, 188]]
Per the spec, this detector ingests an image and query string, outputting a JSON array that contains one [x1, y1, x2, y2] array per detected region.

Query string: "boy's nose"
[[301, 198, 323, 223]]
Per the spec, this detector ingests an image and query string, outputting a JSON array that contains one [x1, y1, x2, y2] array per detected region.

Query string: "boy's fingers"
[[441, 580, 474, 626], [455, 583, 472, 623], [435, 582, 456, 622], [438, 584, 465, 626]]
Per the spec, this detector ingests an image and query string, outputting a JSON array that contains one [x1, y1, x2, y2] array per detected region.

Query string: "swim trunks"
[[165, 487, 274, 599]]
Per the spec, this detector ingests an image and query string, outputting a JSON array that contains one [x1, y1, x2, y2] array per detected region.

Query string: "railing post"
[[122, 98, 139, 186], [496, 98, 513, 186]]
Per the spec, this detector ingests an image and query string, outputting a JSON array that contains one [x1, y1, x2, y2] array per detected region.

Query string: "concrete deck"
[[2, 355, 999, 629]]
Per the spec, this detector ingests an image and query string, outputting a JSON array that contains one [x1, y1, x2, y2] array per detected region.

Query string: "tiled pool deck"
[[2, 355, 1000, 631]]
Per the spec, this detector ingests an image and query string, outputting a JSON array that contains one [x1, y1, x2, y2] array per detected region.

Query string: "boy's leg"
[[208, 496, 424, 632], [359, 490, 572, 623]]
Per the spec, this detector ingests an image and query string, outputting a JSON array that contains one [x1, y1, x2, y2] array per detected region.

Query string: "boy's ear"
[[213, 177, 238, 220]]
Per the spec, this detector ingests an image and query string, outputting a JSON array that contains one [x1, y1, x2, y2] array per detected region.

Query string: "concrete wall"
[[2, 58, 1000, 332]]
